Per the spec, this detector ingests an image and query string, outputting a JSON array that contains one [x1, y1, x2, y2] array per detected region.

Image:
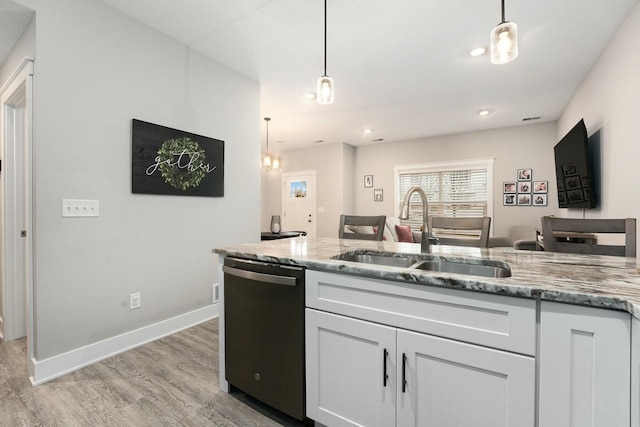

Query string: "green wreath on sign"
[[157, 137, 207, 191]]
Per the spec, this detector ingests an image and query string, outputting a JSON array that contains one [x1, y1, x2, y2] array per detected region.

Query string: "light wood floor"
[[0, 318, 305, 426]]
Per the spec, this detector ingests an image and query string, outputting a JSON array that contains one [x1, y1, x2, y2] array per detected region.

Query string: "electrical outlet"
[[212, 283, 219, 303], [129, 292, 141, 310]]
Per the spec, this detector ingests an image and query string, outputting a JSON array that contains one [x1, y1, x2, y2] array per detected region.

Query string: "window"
[[394, 158, 494, 231]]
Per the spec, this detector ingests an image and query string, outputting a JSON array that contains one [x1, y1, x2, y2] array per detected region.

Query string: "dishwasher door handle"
[[223, 265, 298, 286]]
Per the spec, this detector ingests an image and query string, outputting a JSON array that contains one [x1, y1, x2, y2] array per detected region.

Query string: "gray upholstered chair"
[[540, 216, 636, 257], [428, 216, 491, 248], [338, 215, 386, 241]]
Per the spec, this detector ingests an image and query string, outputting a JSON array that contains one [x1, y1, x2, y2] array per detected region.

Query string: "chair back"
[[428, 216, 491, 248], [339, 215, 386, 241], [540, 216, 636, 257]]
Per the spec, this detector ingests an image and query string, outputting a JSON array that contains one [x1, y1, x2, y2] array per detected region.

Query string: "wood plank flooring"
[[0, 318, 306, 426]]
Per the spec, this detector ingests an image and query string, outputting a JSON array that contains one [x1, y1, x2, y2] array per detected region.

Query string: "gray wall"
[[354, 122, 559, 237], [558, 1, 640, 233], [263, 142, 353, 238], [8, 0, 260, 360]]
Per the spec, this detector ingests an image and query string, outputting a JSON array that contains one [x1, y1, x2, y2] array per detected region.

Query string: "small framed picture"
[[567, 189, 584, 202], [533, 194, 547, 206], [364, 175, 373, 188], [503, 194, 516, 206], [517, 168, 532, 181], [562, 163, 578, 177], [558, 192, 567, 204], [533, 181, 548, 193], [580, 175, 589, 188], [565, 176, 581, 190], [503, 181, 516, 193], [373, 188, 383, 201], [517, 194, 532, 206], [518, 182, 531, 193]]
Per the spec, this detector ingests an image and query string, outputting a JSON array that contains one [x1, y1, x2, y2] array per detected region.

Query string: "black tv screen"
[[553, 119, 596, 209]]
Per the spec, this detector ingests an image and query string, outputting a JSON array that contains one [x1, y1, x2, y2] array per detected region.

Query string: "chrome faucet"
[[399, 186, 431, 253]]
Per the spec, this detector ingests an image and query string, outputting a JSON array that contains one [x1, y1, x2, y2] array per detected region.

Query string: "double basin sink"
[[332, 251, 512, 278]]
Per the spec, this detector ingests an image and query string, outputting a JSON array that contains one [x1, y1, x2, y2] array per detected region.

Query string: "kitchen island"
[[215, 237, 640, 427]]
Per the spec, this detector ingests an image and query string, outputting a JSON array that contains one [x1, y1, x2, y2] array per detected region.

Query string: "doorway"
[[0, 57, 34, 372], [281, 171, 316, 238]]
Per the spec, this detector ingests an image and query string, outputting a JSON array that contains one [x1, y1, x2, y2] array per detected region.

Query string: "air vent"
[[522, 116, 541, 122], [313, 140, 324, 144], [372, 138, 384, 142]]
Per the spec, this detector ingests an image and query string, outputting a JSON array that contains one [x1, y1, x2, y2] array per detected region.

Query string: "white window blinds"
[[395, 159, 494, 231]]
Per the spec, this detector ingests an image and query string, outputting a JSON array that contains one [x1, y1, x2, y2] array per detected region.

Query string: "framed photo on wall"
[[374, 188, 383, 201], [517, 168, 532, 181], [533, 194, 548, 206], [503, 194, 516, 206], [364, 175, 373, 188], [533, 181, 548, 193]]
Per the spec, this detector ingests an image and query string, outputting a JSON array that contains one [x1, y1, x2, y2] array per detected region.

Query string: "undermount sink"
[[335, 253, 420, 268], [412, 260, 511, 278], [332, 251, 512, 278]]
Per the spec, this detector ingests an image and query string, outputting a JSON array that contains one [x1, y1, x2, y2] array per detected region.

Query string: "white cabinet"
[[305, 309, 396, 427], [306, 308, 535, 427], [397, 329, 534, 427], [539, 301, 631, 427]]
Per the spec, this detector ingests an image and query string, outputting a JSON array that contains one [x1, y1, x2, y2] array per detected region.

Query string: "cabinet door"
[[306, 309, 396, 427], [397, 329, 535, 427], [539, 301, 630, 427]]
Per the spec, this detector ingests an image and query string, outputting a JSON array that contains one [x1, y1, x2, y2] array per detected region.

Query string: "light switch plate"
[[62, 199, 99, 217]]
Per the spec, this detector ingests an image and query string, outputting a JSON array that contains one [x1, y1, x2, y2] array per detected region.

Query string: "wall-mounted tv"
[[553, 119, 597, 209]]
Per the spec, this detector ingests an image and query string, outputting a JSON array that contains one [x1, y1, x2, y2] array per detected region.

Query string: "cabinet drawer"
[[306, 270, 536, 355]]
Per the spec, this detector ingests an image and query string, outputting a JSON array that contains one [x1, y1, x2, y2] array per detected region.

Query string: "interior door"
[[281, 171, 316, 238]]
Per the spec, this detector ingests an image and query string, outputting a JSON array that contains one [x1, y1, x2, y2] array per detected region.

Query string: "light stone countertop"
[[214, 237, 640, 319]]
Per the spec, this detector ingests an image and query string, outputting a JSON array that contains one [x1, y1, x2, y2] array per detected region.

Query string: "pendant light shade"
[[262, 117, 280, 171], [317, 75, 334, 105], [490, 0, 518, 65], [317, 0, 334, 104]]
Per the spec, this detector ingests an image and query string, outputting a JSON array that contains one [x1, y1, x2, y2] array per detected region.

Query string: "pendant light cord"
[[501, 0, 505, 23], [323, 0, 327, 76]]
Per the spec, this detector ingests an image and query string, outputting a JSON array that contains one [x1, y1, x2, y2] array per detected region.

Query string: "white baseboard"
[[30, 304, 219, 385]]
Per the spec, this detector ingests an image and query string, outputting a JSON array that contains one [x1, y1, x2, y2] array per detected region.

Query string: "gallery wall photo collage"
[[503, 168, 548, 207]]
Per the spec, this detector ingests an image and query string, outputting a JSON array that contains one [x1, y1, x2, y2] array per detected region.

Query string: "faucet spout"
[[399, 186, 431, 253]]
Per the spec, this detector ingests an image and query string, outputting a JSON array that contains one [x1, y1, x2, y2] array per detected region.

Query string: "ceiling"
[[2, 0, 639, 150]]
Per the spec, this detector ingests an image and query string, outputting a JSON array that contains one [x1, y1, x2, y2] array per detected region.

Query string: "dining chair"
[[540, 216, 636, 257], [338, 215, 386, 241], [428, 216, 492, 248]]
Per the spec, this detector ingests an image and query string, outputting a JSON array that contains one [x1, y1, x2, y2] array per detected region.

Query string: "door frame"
[[0, 57, 35, 374], [281, 170, 317, 238]]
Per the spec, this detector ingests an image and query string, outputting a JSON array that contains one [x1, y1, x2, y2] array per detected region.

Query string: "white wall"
[[558, 2, 640, 237], [9, 0, 260, 361], [263, 142, 352, 238], [354, 122, 559, 237]]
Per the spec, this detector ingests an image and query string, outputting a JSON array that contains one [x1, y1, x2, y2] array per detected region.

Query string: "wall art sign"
[[132, 119, 224, 197]]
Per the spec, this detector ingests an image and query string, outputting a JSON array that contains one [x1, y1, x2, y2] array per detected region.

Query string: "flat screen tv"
[[553, 119, 597, 209]]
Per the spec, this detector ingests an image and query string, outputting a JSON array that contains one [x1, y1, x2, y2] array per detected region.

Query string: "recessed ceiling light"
[[363, 129, 372, 134], [470, 47, 486, 57], [478, 109, 492, 116], [304, 92, 317, 100]]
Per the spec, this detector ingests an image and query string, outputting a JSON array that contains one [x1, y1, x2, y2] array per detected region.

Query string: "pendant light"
[[317, 0, 334, 104], [262, 117, 279, 170], [490, 0, 518, 65]]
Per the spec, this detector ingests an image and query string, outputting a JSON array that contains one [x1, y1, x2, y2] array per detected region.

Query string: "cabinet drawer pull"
[[383, 348, 388, 387], [402, 352, 407, 393]]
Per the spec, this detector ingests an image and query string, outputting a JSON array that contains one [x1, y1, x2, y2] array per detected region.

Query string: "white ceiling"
[[0, 0, 33, 66], [2, 0, 639, 150]]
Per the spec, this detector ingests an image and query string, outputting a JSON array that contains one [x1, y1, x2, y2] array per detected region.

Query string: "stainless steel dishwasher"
[[223, 256, 306, 421]]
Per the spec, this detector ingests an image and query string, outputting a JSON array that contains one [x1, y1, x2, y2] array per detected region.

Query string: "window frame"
[[393, 158, 495, 235]]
